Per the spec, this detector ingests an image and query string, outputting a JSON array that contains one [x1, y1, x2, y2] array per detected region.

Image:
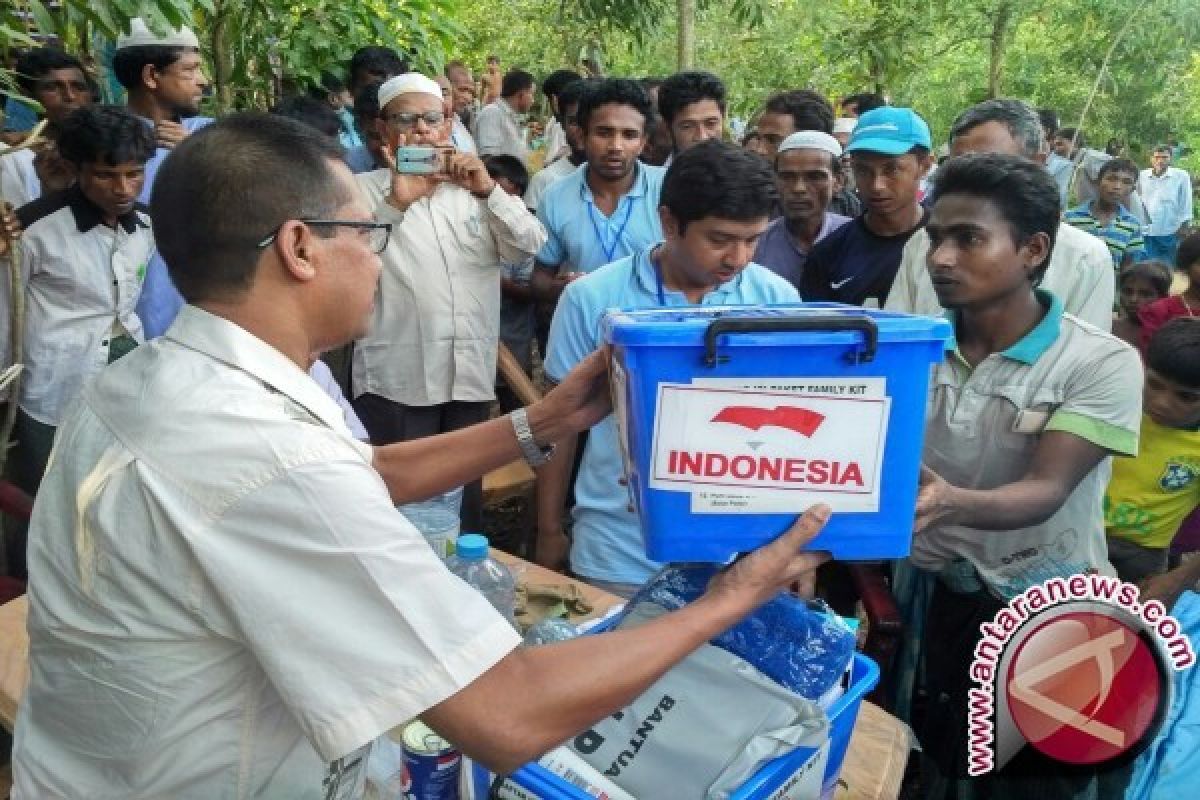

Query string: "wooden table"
[[0, 555, 910, 799]]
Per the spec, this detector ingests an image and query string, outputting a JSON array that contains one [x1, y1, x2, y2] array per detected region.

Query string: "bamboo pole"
[[496, 341, 542, 405], [0, 120, 47, 476]]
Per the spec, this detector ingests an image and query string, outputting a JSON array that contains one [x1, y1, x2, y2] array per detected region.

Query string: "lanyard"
[[649, 246, 667, 306], [587, 195, 635, 264]]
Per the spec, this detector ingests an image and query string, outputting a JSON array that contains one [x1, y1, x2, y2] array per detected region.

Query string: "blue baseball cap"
[[847, 107, 932, 156]]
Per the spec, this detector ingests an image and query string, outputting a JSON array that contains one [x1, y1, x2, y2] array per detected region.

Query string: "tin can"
[[401, 719, 460, 800]]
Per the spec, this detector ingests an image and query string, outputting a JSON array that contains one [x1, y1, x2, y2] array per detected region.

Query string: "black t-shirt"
[[800, 209, 929, 306]]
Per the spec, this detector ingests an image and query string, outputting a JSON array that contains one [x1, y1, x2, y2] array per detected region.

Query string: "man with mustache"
[[754, 130, 850, 287]]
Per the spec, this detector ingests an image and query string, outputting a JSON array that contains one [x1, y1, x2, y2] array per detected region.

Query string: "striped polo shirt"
[[1063, 201, 1146, 268]]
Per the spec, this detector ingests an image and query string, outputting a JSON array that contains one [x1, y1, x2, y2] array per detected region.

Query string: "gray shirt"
[[911, 292, 1142, 599], [752, 213, 850, 288]]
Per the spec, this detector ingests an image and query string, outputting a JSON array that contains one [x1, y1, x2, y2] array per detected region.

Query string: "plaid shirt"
[[1063, 201, 1146, 268]]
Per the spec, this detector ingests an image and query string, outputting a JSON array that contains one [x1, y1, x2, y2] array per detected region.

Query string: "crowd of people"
[[1, 16, 1199, 800]]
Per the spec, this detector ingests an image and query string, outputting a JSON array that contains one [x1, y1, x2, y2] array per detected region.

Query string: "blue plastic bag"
[[622, 564, 856, 701]]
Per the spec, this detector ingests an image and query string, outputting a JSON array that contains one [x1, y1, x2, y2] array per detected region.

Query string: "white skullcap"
[[778, 130, 843, 158], [115, 17, 200, 50], [833, 117, 857, 135], [378, 73, 444, 110]]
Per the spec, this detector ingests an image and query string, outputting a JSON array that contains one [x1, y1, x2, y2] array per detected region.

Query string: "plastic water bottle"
[[398, 487, 462, 559], [446, 534, 517, 628]]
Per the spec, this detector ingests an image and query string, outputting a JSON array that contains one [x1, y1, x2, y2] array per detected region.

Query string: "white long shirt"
[[12, 305, 519, 799], [884, 222, 1115, 331], [352, 171, 546, 406], [1139, 166, 1194, 237], [0, 188, 151, 422]]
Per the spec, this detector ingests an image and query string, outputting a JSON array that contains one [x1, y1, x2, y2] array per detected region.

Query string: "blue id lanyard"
[[587, 196, 636, 265], [650, 246, 667, 306]]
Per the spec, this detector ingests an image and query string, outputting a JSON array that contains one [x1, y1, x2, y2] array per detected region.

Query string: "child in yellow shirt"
[[1106, 318, 1200, 582]]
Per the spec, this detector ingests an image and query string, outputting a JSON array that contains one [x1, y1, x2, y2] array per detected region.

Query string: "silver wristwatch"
[[510, 408, 556, 466]]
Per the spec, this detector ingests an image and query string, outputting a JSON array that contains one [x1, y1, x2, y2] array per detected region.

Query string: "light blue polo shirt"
[[135, 115, 214, 338], [535, 162, 666, 275], [544, 243, 801, 584]]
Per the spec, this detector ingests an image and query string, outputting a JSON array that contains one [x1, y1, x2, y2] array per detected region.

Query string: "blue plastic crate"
[[478, 651, 880, 799], [601, 303, 951, 562]]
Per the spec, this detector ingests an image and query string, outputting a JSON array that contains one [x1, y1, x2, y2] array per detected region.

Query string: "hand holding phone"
[[394, 145, 455, 175], [382, 145, 451, 212]]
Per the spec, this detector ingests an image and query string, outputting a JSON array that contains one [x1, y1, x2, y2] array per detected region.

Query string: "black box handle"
[[703, 315, 879, 367]]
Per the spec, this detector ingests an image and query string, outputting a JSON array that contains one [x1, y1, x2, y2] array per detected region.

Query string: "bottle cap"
[[455, 533, 490, 560]]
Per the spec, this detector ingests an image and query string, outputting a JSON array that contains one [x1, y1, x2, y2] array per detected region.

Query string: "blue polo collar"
[[632, 242, 742, 303], [581, 160, 649, 202], [945, 289, 1063, 365]]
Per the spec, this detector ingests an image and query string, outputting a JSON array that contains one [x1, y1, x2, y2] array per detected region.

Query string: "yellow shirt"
[[1105, 414, 1200, 548]]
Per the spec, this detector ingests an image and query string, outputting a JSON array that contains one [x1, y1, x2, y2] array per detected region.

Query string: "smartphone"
[[395, 145, 455, 175]]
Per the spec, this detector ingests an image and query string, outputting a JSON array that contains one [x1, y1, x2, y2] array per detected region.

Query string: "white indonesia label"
[[649, 378, 890, 513]]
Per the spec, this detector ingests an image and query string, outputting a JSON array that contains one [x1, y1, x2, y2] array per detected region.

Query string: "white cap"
[[833, 117, 857, 135], [115, 17, 200, 50], [378, 72, 443, 111], [778, 130, 843, 158]]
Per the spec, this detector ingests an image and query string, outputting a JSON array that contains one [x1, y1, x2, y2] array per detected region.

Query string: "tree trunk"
[[677, 0, 696, 69], [987, 2, 1014, 99], [210, 2, 235, 114]]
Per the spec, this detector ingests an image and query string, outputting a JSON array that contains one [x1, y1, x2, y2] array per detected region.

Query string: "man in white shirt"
[[885, 99, 1114, 330], [1140, 144, 1194, 266], [540, 69, 582, 164], [474, 69, 535, 164], [524, 77, 587, 213], [0, 105, 155, 576], [0, 47, 94, 207], [351, 73, 546, 530], [11, 110, 831, 800]]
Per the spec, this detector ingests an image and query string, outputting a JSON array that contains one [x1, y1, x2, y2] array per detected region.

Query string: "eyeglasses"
[[257, 219, 393, 254], [383, 111, 446, 130]]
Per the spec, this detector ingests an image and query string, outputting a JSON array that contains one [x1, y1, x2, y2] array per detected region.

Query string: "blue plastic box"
[[601, 304, 951, 562], [478, 652, 881, 799]]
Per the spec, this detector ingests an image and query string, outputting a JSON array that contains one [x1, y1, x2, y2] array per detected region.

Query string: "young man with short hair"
[[801, 106, 932, 306], [885, 99, 1115, 330], [656, 70, 725, 156], [1064, 157, 1146, 268], [0, 105, 155, 569], [1140, 144, 1194, 266], [345, 79, 387, 173], [524, 78, 588, 212], [532, 78, 666, 303], [540, 69, 582, 164], [754, 130, 850, 286], [347, 45, 407, 97], [839, 92, 885, 118], [754, 89, 835, 159], [475, 69, 536, 164], [535, 140, 800, 593], [0, 47, 94, 206], [912, 152, 1141, 795]]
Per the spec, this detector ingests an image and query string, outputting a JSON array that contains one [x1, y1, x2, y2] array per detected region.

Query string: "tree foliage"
[[2, 0, 1199, 155]]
